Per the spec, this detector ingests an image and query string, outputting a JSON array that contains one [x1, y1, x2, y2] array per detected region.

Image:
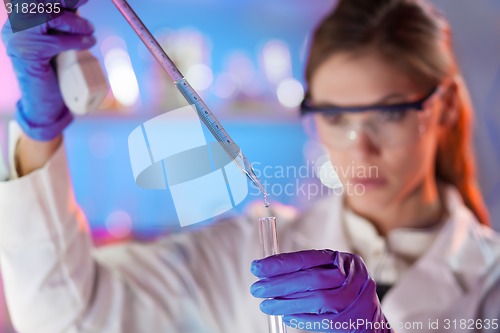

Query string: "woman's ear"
[[439, 80, 459, 128]]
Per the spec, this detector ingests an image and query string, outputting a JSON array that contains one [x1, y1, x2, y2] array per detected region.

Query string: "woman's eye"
[[379, 110, 408, 122], [322, 113, 346, 125]]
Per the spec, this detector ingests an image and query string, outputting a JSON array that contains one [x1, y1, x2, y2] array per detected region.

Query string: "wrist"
[[15, 133, 62, 177], [15, 101, 73, 141]]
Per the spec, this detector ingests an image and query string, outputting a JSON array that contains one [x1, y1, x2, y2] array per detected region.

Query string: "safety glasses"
[[300, 86, 438, 116], [300, 85, 444, 148]]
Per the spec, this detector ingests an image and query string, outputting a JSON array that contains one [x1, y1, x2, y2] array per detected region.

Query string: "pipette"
[[111, 0, 268, 204]]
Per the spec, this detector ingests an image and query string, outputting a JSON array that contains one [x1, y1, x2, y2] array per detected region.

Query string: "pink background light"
[[0, 9, 20, 115]]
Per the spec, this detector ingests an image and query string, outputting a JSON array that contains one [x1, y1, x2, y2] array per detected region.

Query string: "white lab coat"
[[0, 137, 499, 333]]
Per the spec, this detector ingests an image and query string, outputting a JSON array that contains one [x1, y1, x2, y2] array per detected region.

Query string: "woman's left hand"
[[250, 249, 392, 332]]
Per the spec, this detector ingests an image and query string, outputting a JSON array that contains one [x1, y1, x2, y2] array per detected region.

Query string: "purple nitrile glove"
[[250, 250, 393, 333], [1, 0, 96, 141]]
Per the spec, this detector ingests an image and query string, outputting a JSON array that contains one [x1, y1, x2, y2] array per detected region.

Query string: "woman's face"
[[309, 51, 445, 213]]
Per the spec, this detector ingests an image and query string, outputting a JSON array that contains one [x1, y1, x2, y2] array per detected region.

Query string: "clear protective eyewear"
[[300, 85, 445, 148]]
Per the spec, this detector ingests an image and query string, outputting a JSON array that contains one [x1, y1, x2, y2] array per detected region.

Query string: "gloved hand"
[[250, 250, 393, 333], [1, 0, 96, 141]]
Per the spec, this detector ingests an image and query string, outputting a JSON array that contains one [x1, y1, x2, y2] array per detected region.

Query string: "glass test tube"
[[258, 217, 288, 333]]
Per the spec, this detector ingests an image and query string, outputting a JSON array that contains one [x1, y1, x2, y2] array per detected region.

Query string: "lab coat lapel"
[[381, 188, 491, 325], [381, 223, 465, 325], [325, 195, 352, 252]]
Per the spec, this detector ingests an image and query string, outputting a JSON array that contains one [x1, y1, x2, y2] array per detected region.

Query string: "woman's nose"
[[349, 125, 381, 156]]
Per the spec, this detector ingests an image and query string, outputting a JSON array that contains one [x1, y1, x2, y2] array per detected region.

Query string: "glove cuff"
[[14, 101, 74, 141]]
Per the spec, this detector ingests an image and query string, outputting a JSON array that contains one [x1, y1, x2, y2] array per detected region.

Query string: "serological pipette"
[[111, 0, 269, 203]]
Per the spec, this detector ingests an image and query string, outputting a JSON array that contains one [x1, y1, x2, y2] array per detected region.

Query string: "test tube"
[[258, 217, 288, 333]]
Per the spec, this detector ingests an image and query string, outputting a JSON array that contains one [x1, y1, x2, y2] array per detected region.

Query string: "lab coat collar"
[[299, 186, 495, 323], [286, 193, 351, 253], [380, 186, 495, 322]]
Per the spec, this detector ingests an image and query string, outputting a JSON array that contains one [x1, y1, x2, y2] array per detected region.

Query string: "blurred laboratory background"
[[1, 0, 500, 234], [2, 0, 500, 235], [0, 0, 500, 331]]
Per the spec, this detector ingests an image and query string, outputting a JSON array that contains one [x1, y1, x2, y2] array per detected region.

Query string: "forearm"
[[0, 140, 120, 333], [14, 133, 62, 177]]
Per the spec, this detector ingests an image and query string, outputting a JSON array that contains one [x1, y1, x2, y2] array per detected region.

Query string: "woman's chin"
[[346, 187, 394, 210]]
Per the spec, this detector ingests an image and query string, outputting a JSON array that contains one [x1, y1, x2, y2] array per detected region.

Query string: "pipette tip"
[[244, 167, 269, 208]]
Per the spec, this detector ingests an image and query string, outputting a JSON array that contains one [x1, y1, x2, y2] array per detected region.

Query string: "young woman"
[[1, 0, 499, 332]]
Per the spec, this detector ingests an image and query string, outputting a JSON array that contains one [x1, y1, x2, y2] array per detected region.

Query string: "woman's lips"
[[350, 178, 387, 189]]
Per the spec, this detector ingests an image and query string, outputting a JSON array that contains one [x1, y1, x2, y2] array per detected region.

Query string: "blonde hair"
[[305, 0, 489, 225]]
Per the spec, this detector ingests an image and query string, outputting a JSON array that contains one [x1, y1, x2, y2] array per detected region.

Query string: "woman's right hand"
[[250, 250, 393, 332], [1, 0, 95, 142]]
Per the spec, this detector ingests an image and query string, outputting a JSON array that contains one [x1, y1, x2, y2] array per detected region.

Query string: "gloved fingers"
[[50, 33, 96, 52], [339, 252, 371, 286], [258, 286, 358, 316], [46, 11, 94, 35], [250, 266, 345, 298], [2, 12, 94, 58], [251, 249, 338, 278], [60, 0, 89, 9], [2, 33, 95, 63], [8, 0, 88, 6]]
